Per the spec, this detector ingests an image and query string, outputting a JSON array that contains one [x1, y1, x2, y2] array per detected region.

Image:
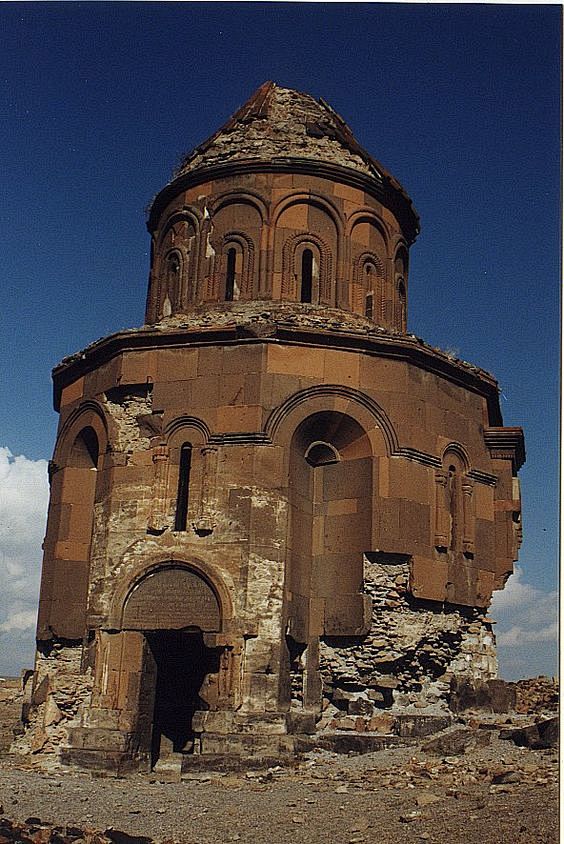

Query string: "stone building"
[[22, 82, 524, 771]]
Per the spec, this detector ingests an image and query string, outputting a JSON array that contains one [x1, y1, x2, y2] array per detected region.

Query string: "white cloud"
[[491, 564, 558, 680], [0, 447, 49, 675]]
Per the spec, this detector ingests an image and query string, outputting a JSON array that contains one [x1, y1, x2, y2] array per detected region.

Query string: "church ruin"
[[20, 82, 525, 771]]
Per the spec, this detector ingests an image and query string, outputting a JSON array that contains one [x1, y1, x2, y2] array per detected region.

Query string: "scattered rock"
[[422, 728, 491, 756], [499, 717, 558, 750]]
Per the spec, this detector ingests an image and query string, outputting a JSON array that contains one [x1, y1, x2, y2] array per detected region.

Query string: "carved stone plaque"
[[122, 566, 221, 631]]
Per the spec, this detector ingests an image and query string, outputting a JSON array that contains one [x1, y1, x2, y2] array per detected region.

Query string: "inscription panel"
[[123, 566, 221, 631]]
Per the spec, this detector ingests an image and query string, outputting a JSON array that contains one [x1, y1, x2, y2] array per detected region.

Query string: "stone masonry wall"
[[12, 643, 93, 762], [318, 557, 497, 725]]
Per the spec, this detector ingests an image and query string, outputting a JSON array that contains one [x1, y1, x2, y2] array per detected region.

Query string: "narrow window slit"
[[300, 249, 313, 303], [225, 248, 236, 301], [175, 443, 192, 531]]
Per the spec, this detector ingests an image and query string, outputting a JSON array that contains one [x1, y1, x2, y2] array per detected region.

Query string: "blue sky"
[[0, 3, 560, 678]]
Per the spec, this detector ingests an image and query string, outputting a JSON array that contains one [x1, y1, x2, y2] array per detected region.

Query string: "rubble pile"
[[319, 561, 497, 721], [0, 817, 154, 844], [12, 645, 93, 760], [512, 676, 558, 714]]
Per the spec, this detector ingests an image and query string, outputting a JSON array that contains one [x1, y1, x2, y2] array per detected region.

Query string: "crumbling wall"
[[318, 557, 497, 724], [102, 388, 153, 455], [0, 677, 25, 751], [12, 642, 93, 762]]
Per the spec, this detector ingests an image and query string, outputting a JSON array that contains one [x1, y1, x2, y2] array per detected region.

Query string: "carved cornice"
[[52, 322, 502, 425], [484, 427, 526, 472]]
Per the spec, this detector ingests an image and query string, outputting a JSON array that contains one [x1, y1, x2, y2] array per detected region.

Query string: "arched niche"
[[122, 564, 221, 632], [274, 198, 338, 302], [38, 416, 106, 640], [164, 419, 209, 535], [350, 218, 389, 320], [286, 411, 373, 642], [205, 201, 261, 301], [154, 217, 198, 317], [394, 245, 409, 331]]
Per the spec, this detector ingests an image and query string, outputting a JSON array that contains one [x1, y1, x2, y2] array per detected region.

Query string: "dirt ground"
[[0, 727, 559, 844]]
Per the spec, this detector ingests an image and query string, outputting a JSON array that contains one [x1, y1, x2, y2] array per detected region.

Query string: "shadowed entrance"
[[121, 564, 223, 767], [145, 630, 219, 764]]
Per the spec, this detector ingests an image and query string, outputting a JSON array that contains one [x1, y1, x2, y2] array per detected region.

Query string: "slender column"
[[147, 442, 169, 532], [193, 446, 218, 533], [434, 469, 449, 550], [462, 478, 475, 556]]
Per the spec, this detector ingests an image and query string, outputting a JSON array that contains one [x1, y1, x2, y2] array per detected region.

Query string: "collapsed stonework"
[[18, 82, 525, 771]]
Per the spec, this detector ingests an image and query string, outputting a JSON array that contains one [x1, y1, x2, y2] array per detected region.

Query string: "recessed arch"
[[157, 208, 201, 249], [265, 384, 398, 456], [55, 401, 109, 466], [207, 189, 268, 225], [108, 556, 234, 632], [281, 231, 333, 305], [271, 191, 343, 237], [442, 442, 471, 472], [222, 230, 256, 299], [347, 210, 390, 248], [164, 415, 211, 444], [121, 563, 221, 632]]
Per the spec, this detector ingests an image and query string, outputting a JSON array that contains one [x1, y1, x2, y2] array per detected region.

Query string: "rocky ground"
[[0, 712, 559, 844]]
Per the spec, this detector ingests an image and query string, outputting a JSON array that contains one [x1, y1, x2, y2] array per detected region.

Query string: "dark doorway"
[[144, 630, 219, 766]]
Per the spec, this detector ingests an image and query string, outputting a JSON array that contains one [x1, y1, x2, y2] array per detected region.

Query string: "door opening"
[[144, 629, 219, 766]]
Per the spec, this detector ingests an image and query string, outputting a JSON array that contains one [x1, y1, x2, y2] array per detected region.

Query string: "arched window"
[[398, 279, 406, 331], [304, 441, 340, 467], [300, 249, 313, 303], [225, 248, 237, 301], [166, 253, 181, 288], [174, 443, 192, 531]]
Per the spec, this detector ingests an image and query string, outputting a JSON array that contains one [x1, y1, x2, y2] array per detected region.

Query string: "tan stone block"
[[359, 356, 406, 393], [272, 203, 310, 231], [222, 344, 263, 375], [127, 449, 154, 467], [54, 540, 90, 562], [153, 380, 192, 412], [326, 498, 358, 516], [62, 467, 97, 504], [156, 348, 199, 382], [65, 503, 96, 543], [60, 377, 84, 407], [323, 349, 360, 386], [244, 372, 263, 406], [197, 346, 224, 375], [220, 372, 246, 405], [475, 483, 494, 520], [476, 568, 495, 606], [120, 351, 157, 385], [267, 345, 325, 378], [271, 173, 294, 188], [388, 459, 432, 505], [410, 556, 447, 602], [189, 375, 220, 408], [215, 404, 263, 432], [368, 713, 396, 734], [333, 183, 364, 204]]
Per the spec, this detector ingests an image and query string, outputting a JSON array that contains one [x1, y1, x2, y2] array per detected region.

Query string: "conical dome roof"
[[175, 82, 411, 200], [177, 81, 380, 177], [148, 82, 418, 242]]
